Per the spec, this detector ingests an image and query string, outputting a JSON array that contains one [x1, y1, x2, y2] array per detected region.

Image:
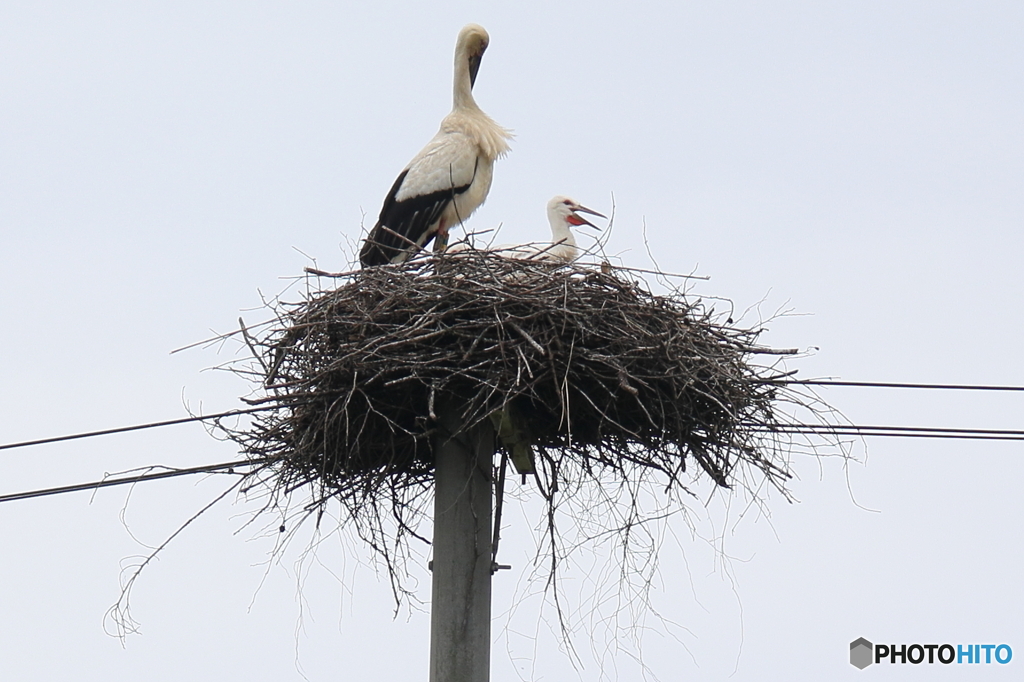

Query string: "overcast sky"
[[2, 2, 1022, 680]]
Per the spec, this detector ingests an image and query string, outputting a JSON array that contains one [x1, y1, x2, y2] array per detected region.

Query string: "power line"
[[3, 420, 1021, 505], [758, 423, 1024, 441], [0, 405, 278, 453], [3, 379, 1024, 456], [790, 431, 1023, 441], [779, 379, 1024, 392], [0, 459, 266, 504], [776, 423, 1024, 436]]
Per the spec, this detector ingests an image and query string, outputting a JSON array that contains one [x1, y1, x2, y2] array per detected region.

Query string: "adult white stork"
[[359, 24, 512, 267], [480, 195, 605, 262]]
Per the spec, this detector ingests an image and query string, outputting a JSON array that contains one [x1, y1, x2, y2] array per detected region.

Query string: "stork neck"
[[453, 56, 480, 112], [549, 216, 578, 248]]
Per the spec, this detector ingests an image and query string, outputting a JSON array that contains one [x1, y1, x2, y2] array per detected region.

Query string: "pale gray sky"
[[1, 2, 1022, 679]]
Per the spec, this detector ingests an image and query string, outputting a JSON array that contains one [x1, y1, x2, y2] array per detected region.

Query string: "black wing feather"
[[359, 170, 472, 267]]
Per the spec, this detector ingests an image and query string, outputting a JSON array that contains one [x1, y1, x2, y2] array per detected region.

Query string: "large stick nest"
[[230, 251, 796, 514]]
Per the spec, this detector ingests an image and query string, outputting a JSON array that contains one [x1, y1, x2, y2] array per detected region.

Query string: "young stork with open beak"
[[359, 24, 513, 267], [541, 195, 605, 262], [482, 195, 605, 262]]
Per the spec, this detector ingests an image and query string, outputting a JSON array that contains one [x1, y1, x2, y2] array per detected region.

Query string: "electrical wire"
[[2, 380, 1022, 455], [1, 379, 1022, 505], [2, 421, 1021, 504], [6, 419, 1019, 505], [778, 379, 1024, 392], [757, 423, 1024, 441], [3, 380, 1024, 455], [0, 459, 266, 504], [0, 405, 279, 452]]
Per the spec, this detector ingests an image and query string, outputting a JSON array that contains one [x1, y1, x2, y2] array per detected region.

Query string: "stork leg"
[[433, 220, 450, 253]]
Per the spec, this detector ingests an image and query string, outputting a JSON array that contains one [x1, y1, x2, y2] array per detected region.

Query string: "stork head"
[[547, 195, 606, 233], [456, 24, 490, 88]]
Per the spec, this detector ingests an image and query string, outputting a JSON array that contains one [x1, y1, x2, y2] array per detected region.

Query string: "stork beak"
[[468, 52, 482, 88], [567, 203, 606, 230]]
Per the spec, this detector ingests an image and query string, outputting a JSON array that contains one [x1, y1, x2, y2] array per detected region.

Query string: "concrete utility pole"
[[430, 408, 495, 682]]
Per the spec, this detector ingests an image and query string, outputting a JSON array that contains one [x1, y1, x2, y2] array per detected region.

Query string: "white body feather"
[[395, 108, 511, 234]]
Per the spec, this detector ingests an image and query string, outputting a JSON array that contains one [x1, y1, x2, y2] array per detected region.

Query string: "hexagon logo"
[[850, 637, 873, 669]]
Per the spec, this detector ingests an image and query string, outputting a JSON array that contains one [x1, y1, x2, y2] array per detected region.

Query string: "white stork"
[[359, 24, 512, 267], [479, 195, 605, 262], [539, 195, 605, 261]]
